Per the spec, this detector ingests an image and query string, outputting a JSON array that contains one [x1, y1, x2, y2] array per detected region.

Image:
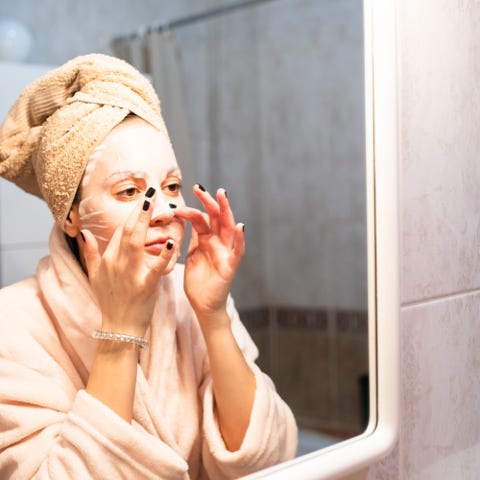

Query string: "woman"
[[0, 54, 297, 479]]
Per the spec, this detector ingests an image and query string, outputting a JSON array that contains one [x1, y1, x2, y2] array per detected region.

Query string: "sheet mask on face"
[[76, 117, 186, 271]]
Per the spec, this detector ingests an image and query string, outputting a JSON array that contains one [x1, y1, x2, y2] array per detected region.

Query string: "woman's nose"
[[150, 195, 175, 225]]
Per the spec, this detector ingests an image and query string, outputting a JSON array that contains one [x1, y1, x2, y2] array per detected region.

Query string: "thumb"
[[80, 229, 101, 278]]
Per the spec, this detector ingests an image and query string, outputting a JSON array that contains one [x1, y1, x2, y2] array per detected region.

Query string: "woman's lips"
[[145, 237, 168, 255]]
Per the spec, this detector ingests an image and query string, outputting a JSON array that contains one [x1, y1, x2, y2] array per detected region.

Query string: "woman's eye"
[[164, 183, 182, 195], [118, 187, 140, 198]]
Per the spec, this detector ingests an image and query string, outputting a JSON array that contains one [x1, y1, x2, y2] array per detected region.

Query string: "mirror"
[[118, 0, 368, 458]]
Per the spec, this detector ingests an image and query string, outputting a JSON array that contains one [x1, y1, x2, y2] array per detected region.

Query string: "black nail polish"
[[143, 200, 150, 211], [224, 189, 228, 198], [80, 231, 85, 242], [169, 203, 177, 209], [197, 183, 206, 192], [166, 240, 174, 250], [242, 224, 245, 232], [145, 187, 155, 198]]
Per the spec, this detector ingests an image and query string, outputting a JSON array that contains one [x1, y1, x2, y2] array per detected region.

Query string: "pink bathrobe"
[[0, 227, 297, 479]]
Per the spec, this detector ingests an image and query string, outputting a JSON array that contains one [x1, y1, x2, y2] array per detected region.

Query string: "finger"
[[101, 219, 125, 261], [119, 187, 156, 264], [145, 239, 177, 280], [174, 206, 211, 235], [232, 223, 246, 259], [80, 229, 101, 277], [193, 184, 221, 233], [216, 188, 236, 245], [193, 184, 220, 214], [217, 188, 235, 228]]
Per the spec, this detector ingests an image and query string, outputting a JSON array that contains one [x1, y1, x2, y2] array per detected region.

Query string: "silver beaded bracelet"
[[91, 330, 148, 348]]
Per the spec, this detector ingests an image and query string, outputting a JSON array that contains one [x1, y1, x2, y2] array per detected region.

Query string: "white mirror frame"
[[242, 0, 399, 478]]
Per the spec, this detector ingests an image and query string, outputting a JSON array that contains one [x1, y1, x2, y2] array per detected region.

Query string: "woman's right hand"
[[80, 189, 178, 338]]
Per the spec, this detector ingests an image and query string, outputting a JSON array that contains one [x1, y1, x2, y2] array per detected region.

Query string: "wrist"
[[196, 308, 231, 337], [94, 336, 141, 357], [92, 330, 148, 349], [100, 316, 149, 339]]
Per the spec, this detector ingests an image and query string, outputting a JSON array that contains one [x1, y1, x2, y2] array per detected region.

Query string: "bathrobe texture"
[[0, 227, 297, 480]]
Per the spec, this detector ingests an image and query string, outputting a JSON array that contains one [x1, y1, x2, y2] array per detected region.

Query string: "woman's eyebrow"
[[104, 170, 147, 184], [104, 167, 181, 185]]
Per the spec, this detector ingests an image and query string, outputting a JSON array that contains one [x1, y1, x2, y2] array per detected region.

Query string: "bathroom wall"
[[0, 0, 224, 65], [345, 1, 480, 478]]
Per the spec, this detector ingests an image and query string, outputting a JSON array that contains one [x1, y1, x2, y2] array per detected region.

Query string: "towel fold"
[[0, 53, 168, 227]]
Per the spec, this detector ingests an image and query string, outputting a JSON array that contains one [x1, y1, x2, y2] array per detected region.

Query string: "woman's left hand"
[[173, 185, 245, 327]]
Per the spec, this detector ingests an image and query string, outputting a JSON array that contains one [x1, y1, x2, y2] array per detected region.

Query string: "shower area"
[[112, 0, 367, 454]]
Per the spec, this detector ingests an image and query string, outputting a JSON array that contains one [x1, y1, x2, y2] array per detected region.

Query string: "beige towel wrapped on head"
[[0, 53, 169, 228]]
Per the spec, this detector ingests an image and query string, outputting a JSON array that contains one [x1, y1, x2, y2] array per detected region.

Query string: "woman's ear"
[[64, 204, 81, 238]]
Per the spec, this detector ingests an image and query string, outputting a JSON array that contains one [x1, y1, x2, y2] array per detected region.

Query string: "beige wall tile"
[[399, 295, 480, 478], [399, 0, 480, 304]]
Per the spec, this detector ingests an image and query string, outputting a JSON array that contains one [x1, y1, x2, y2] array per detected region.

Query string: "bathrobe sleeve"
[[200, 296, 298, 479], [0, 280, 189, 480]]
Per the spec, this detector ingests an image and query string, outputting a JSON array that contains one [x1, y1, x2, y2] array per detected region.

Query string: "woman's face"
[[69, 117, 185, 272]]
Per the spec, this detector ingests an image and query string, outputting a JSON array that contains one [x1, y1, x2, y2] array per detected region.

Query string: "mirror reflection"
[[0, 0, 367, 470], [115, 0, 367, 456]]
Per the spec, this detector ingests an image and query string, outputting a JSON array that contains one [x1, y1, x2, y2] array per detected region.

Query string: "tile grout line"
[[401, 287, 480, 310]]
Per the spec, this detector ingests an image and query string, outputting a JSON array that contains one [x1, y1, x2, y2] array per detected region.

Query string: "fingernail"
[[197, 183, 206, 192], [224, 189, 228, 198], [169, 203, 177, 209], [166, 240, 174, 250], [145, 187, 156, 198], [242, 223, 245, 232], [80, 231, 85, 242], [143, 200, 150, 211]]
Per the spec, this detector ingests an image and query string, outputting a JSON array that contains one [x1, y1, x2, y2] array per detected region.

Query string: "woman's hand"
[[175, 186, 254, 450], [81, 189, 178, 338], [174, 185, 245, 327]]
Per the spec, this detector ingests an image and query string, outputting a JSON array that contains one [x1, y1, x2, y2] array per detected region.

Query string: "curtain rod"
[[112, 0, 278, 47]]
